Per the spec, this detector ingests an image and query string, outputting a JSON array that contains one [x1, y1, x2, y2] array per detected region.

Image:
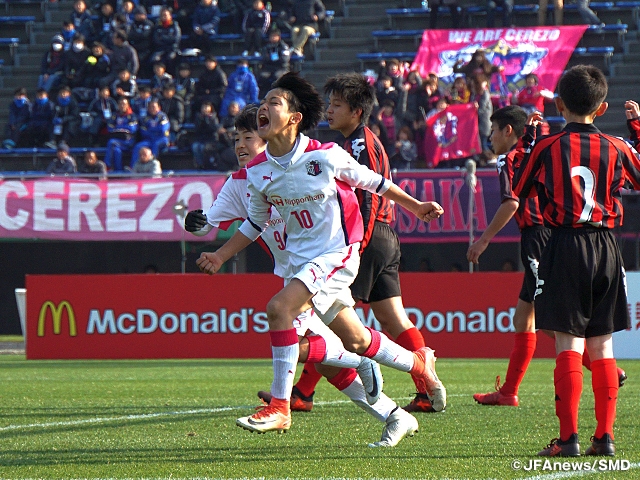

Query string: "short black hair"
[[235, 104, 259, 132], [271, 72, 323, 132], [113, 29, 128, 42], [324, 72, 375, 124], [490, 105, 528, 137], [14, 87, 27, 96], [558, 65, 607, 116]]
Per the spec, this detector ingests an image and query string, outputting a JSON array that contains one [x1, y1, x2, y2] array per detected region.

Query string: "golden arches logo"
[[37, 301, 77, 337]]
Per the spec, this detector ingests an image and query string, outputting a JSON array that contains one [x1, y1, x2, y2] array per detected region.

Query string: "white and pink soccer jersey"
[[238, 134, 390, 278], [201, 168, 288, 278]]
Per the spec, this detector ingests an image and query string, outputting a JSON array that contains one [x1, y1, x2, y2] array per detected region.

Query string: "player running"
[[196, 73, 446, 434], [185, 104, 419, 446]]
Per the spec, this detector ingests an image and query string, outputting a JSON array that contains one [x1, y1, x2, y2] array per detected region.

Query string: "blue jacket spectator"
[[130, 99, 170, 168], [190, 0, 221, 55], [3, 88, 31, 148], [220, 61, 259, 118], [242, 0, 270, 56], [23, 89, 55, 147], [104, 97, 138, 171], [70, 0, 95, 40]]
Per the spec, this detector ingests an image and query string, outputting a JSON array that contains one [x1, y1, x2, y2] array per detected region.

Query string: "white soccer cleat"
[[236, 404, 291, 434], [369, 408, 419, 447], [414, 347, 447, 412], [357, 356, 383, 405]]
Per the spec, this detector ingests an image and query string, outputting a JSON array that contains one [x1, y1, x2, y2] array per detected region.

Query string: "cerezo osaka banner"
[[0, 176, 227, 241], [26, 272, 560, 360], [424, 103, 481, 167], [0, 171, 518, 243], [411, 26, 588, 93]]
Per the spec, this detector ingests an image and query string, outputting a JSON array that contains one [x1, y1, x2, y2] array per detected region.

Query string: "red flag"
[[424, 103, 480, 167]]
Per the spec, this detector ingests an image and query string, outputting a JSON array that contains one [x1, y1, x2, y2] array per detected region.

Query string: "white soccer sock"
[[368, 331, 414, 372], [271, 342, 299, 401], [321, 334, 362, 368], [340, 375, 397, 422]]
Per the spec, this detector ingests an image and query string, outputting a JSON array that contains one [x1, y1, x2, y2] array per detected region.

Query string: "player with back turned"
[[513, 65, 640, 457]]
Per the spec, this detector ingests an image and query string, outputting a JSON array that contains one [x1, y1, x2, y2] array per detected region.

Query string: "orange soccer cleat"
[[257, 386, 314, 412], [236, 400, 291, 433], [538, 435, 581, 457], [473, 376, 519, 406], [403, 393, 437, 413], [412, 347, 446, 412]]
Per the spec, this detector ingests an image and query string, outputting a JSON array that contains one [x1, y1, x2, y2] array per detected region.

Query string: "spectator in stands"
[[112, 68, 138, 100], [77, 150, 108, 179], [46, 142, 77, 174], [258, 28, 290, 97], [119, 0, 136, 24], [191, 101, 222, 169], [80, 42, 111, 89], [23, 89, 55, 148], [538, 0, 562, 25], [175, 63, 196, 121], [429, 0, 463, 29], [191, 0, 221, 55], [107, 13, 131, 49], [232, 0, 255, 32], [242, 0, 270, 57], [219, 59, 259, 118], [454, 49, 503, 91], [93, 2, 115, 45], [173, 0, 199, 35], [376, 99, 401, 156], [134, 85, 153, 121], [379, 58, 406, 92], [104, 96, 138, 171], [52, 87, 80, 146], [150, 62, 173, 96], [61, 21, 77, 52], [39, 35, 66, 93], [515, 73, 554, 116], [195, 55, 227, 114], [486, 0, 513, 28], [63, 34, 91, 88], [130, 99, 170, 168], [449, 76, 470, 104], [376, 76, 399, 110], [416, 75, 444, 117], [390, 125, 418, 171], [151, 7, 181, 73], [70, 0, 94, 40], [87, 85, 118, 145], [403, 70, 423, 123], [288, 0, 325, 56], [101, 29, 139, 87], [132, 146, 163, 176], [470, 75, 492, 154], [3, 88, 31, 149], [129, 6, 154, 78], [158, 83, 185, 143], [426, 95, 449, 119]]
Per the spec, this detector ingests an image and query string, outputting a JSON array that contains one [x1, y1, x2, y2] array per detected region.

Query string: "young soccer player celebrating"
[[468, 106, 549, 406], [185, 104, 420, 447], [196, 72, 446, 434], [514, 65, 640, 457]]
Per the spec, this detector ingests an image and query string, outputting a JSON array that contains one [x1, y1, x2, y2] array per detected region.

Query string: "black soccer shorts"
[[534, 228, 630, 337], [519, 225, 552, 303], [350, 221, 402, 303]]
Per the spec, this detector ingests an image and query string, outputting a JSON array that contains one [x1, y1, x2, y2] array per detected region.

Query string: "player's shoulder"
[[231, 167, 248, 180], [246, 151, 268, 169], [304, 138, 336, 153]]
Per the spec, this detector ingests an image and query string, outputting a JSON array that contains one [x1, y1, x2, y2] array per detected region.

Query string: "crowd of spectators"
[[2, 0, 329, 173]]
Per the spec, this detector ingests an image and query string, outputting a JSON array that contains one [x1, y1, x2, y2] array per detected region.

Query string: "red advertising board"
[[26, 272, 556, 360]]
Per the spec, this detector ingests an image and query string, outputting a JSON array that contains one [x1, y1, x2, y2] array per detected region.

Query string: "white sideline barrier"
[[615, 271, 640, 359], [14, 288, 26, 337]]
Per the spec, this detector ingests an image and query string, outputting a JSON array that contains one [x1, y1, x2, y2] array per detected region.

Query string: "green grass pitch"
[[0, 356, 638, 479]]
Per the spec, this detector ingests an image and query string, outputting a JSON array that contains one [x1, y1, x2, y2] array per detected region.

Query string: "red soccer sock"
[[500, 332, 537, 397], [395, 327, 426, 352], [582, 345, 592, 371], [592, 358, 618, 440], [295, 361, 323, 398], [327, 367, 358, 391], [554, 350, 583, 441]]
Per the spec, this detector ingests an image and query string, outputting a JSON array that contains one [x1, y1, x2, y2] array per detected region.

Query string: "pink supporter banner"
[[411, 26, 588, 94], [424, 103, 480, 167], [0, 176, 228, 241]]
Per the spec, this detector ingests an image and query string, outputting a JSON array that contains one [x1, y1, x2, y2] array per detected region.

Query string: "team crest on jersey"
[[306, 160, 322, 176]]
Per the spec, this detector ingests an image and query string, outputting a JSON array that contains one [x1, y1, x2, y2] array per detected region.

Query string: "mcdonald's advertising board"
[[25, 272, 640, 360]]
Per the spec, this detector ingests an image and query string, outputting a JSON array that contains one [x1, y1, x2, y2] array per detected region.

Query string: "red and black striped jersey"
[[497, 127, 544, 230], [513, 122, 640, 229], [343, 123, 394, 251]]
